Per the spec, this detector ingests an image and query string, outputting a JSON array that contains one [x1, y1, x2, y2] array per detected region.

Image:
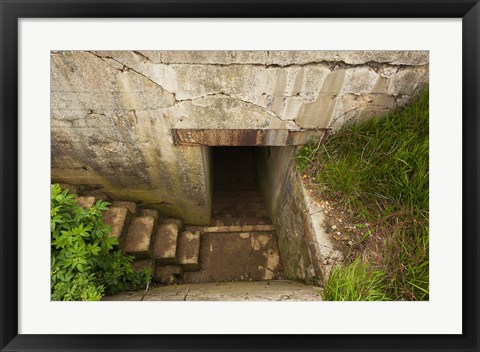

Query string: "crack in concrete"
[[328, 92, 410, 128], [85, 52, 427, 89], [95, 50, 428, 70], [130, 56, 428, 72], [175, 91, 285, 118], [132, 51, 153, 63], [289, 119, 303, 129], [53, 109, 107, 124], [86, 51, 122, 70], [86, 51, 178, 100], [83, 51, 421, 131], [87, 51, 292, 124]]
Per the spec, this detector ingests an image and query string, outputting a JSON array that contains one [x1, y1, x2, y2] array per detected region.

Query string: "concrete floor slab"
[[179, 231, 283, 283], [103, 280, 323, 301]]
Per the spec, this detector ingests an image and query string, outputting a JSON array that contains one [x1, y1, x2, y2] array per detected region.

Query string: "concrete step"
[[203, 224, 275, 233], [152, 223, 179, 264], [75, 196, 96, 209], [103, 206, 132, 241], [212, 195, 263, 204], [122, 215, 156, 259], [212, 202, 266, 211], [139, 208, 159, 219], [111, 201, 138, 215], [212, 209, 269, 218], [211, 217, 272, 226], [176, 229, 201, 271], [178, 231, 283, 284], [160, 218, 183, 227]]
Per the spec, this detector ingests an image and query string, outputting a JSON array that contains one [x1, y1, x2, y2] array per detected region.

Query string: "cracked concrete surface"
[[51, 50, 428, 224], [67, 50, 428, 129], [102, 280, 323, 301]]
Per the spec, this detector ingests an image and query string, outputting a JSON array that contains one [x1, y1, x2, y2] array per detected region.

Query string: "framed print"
[[1, 1, 479, 351]]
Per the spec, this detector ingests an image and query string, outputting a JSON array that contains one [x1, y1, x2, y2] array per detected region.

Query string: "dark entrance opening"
[[212, 147, 259, 193], [209, 146, 271, 227]]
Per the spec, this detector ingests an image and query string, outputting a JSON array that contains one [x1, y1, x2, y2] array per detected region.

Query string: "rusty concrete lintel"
[[172, 129, 327, 146]]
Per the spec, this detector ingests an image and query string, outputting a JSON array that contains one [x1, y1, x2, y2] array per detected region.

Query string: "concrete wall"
[[256, 147, 343, 284], [51, 51, 428, 223], [256, 147, 316, 283]]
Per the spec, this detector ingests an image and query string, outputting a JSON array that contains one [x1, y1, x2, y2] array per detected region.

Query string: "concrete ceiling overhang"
[[172, 128, 328, 146]]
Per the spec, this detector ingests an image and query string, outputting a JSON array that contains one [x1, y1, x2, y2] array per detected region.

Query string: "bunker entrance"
[[210, 146, 271, 226], [179, 146, 284, 284], [212, 147, 259, 193]]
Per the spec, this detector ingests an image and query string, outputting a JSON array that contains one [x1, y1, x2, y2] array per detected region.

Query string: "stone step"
[[103, 206, 132, 241], [139, 208, 159, 219], [179, 231, 283, 284], [211, 217, 272, 226], [111, 201, 138, 215], [122, 215, 156, 259], [212, 202, 266, 211], [152, 223, 180, 264], [212, 209, 269, 218], [160, 218, 183, 227], [176, 229, 201, 271], [75, 196, 96, 209], [203, 224, 275, 233]]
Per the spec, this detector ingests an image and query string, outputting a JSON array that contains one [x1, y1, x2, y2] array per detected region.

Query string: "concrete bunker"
[[51, 50, 429, 286]]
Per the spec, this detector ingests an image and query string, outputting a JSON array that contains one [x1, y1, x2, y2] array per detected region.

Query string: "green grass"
[[323, 258, 390, 301], [297, 88, 429, 301]]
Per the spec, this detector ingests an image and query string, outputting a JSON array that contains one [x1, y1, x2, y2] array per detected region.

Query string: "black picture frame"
[[1, 1, 478, 351]]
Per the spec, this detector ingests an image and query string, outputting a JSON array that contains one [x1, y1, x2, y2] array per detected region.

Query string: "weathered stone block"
[[161, 218, 183, 228], [177, 230, 201, 271], [341, 67, 378, 94], [131, 259, 154, 274], [154, 265, 183, 284], [123, 216, 156, 259], [139, 208, 159, 219], [152, 223, 179, 264], [388, 67, 429, 96], [103, 206, 132, 240], [75, 196, 96, 209], [112, 201, 138, 215]]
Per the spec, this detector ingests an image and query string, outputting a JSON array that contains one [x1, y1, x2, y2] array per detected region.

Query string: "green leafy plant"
[[51, 184, 150, 301]]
